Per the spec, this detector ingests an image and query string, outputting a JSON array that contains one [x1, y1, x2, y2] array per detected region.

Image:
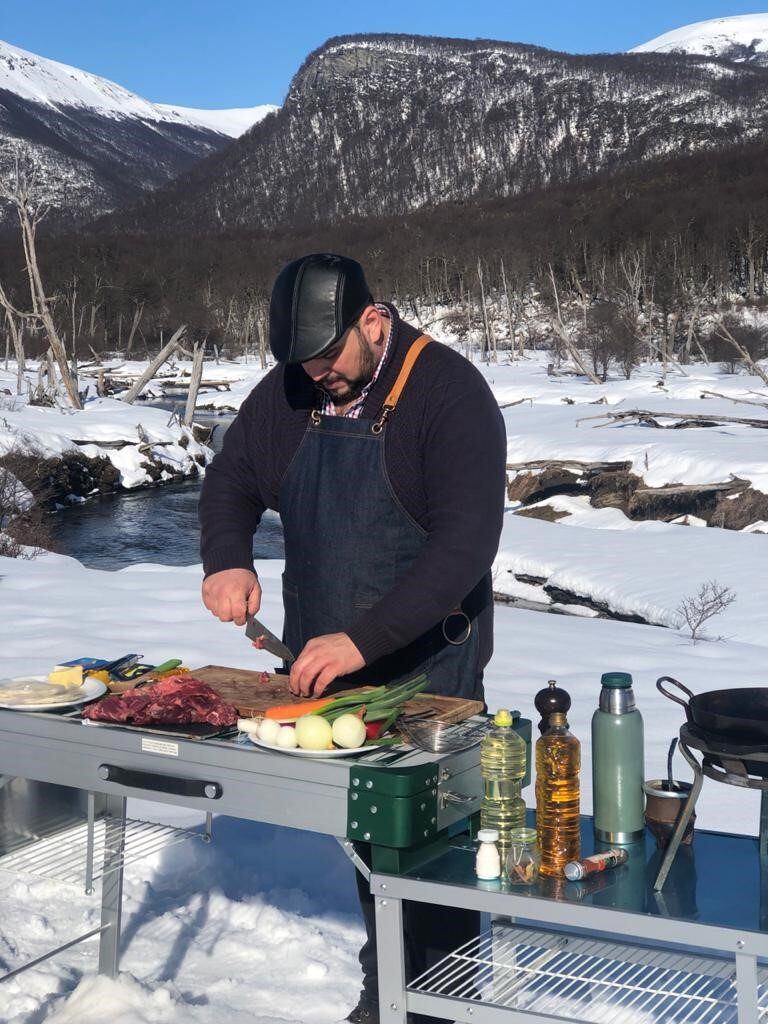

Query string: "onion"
[[237, 717, 261, 735], [276, 725, 298, 748], [332, 713, 367, 749], [257, 718, 282, 745], [295, 715, 334, 750]]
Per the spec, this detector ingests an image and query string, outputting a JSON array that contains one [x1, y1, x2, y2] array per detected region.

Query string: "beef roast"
[[82, 675, 238, 727]]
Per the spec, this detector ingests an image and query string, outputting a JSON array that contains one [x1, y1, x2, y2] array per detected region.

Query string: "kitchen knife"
[[245, 614, 296, 665]]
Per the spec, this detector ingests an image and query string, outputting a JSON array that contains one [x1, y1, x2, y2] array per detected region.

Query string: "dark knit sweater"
[[199, 305, 507, 668]]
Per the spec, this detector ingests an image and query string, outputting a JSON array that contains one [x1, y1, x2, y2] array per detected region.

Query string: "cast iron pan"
[[657, 676, 768, 743]]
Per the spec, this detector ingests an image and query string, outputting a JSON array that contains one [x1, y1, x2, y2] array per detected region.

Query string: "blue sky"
[[2, 1, 766, 107]]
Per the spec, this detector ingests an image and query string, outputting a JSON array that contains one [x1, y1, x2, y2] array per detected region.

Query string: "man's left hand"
[[289, 633, 365, 696]]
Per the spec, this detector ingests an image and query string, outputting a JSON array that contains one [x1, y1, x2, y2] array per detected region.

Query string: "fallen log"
[[633, 478, 749, 497], [577, 408, 768, 429]]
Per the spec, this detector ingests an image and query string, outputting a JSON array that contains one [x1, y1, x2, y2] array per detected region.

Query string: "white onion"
[[257, 718, 282, 745], [295, 715, 334, 750], [276, 725, 298, 748], [237, 717, 261, 735], [332, 714, 367, 749]]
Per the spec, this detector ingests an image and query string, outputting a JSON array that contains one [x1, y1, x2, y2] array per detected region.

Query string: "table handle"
[[97, 763, 222, 800]]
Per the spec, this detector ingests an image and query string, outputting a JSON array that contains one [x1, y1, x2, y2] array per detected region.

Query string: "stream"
[[51, 412, 285, 570]]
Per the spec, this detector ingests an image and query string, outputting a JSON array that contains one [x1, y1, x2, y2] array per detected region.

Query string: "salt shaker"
[[475, 828, 501, 880]]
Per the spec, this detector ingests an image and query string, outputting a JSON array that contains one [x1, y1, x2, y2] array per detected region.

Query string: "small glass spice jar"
[[506, 827, 541, 885], [475, 828, 501, 880]]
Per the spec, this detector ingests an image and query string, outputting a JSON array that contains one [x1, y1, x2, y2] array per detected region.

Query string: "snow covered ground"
[[0, 365, 213, 491], [2, 351, 768, 1021]]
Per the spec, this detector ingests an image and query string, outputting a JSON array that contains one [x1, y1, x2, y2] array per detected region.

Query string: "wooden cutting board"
[[190, 665, 484, 724]]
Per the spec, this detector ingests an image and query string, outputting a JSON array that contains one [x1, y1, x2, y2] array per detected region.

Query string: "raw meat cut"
[[82, 675, 238, 727]]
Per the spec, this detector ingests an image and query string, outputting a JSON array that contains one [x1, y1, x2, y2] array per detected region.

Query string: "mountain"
[[0, 39, 276, 222], [115, 32, 768, 235], [631, 13, 768, 66]]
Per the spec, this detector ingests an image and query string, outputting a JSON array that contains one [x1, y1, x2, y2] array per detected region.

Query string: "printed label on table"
[[141, 737, 179, 757]]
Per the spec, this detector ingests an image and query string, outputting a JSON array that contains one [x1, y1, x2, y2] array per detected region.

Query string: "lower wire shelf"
[[408, 924, 768, 1023], [0, 812, 210, 888]]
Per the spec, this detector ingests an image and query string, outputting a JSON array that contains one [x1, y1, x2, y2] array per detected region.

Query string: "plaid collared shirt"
[[318, 305, 393, 418]]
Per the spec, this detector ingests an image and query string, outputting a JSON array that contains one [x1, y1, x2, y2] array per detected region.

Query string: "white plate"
[[0, 675, 108, 711], [245, 734, 383, 758]]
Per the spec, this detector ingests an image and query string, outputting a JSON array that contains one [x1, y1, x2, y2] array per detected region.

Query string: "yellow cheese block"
[[48, 665, 84, 686]]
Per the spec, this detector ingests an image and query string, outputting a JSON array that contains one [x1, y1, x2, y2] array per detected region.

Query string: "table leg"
[[735, 951, 759, 1024], [97, 793, 126, 978], [375, 892, 407, 1024], [653, 743, 703, 892]]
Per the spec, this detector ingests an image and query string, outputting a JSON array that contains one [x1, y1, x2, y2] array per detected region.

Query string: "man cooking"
[[199, 253, 506, 1024]]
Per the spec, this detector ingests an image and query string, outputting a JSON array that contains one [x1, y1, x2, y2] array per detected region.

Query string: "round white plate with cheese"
[[0, 675, 108, 711]]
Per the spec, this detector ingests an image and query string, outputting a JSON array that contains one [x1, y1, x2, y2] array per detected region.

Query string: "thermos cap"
[[601, 672, 633, 689]]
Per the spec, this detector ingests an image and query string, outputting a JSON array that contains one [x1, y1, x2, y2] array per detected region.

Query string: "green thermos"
[[592, 671, 645, 844]]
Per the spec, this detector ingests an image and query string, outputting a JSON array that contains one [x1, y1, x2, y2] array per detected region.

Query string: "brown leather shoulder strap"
[[372, 334, 431, 434]]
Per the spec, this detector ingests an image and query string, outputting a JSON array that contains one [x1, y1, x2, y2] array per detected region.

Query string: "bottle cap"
[[564, 860, 584, 881], [477, 829, 499, 843], [494, 709, 513, 727], [601, 672, 633, 689]]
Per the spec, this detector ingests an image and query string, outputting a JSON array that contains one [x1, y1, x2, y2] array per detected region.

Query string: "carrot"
[[264, 697, 336, 722]]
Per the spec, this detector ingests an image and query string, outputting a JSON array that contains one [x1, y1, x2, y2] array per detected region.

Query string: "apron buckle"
[[372, 404, 393, 435]]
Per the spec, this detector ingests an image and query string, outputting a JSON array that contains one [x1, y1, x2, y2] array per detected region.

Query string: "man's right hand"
[[202, 569, 262, 626]]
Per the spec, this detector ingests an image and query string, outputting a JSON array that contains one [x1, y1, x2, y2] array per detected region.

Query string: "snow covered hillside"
[[632, 13, 768, 66], [0, 38, 276, 222], [0, 39, 275, 137]]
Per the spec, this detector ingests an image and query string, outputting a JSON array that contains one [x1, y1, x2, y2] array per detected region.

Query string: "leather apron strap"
[[372, 334, 431, 434]]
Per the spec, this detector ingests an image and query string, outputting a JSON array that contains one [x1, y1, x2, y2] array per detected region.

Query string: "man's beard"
[[323, 331, 378, 406]]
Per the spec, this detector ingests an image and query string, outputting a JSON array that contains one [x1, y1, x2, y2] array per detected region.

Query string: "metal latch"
[[440, 790, 475, 810]]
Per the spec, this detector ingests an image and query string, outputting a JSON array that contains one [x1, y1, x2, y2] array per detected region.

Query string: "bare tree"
[[676, 580, 736, 643], [547, 265, 602, 385], [712, 318, 768, 386], [0, 155, 82, 408], [183, 340, 205, 426], [121, 325, 187, 404], [0, 301, 26, 394]]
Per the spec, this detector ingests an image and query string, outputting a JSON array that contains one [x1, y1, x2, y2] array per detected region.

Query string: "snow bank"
[[0, 371, 212, 492]]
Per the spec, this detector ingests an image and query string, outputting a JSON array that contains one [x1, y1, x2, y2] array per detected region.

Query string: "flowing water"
[[51, 413, 285, 570]]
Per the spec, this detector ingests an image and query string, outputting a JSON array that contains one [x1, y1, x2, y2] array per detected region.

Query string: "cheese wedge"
[[48, 665, 84, 686]]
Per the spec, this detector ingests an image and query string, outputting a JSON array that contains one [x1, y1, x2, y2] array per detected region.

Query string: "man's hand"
[[289, 633, 365, 696], [202, 568, 261, 626]]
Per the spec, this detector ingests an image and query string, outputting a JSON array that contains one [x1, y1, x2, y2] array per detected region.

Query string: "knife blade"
[[245, 614, 296, 665]]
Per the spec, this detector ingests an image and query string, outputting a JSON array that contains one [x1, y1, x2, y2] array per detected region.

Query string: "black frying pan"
[[657, 676, 768, 743]]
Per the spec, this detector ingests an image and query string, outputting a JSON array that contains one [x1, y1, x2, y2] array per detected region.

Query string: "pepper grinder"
[[534, 679, 571, 734]]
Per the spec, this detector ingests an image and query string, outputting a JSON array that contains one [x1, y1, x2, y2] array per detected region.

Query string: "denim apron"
[[278, 335, 483, 700]]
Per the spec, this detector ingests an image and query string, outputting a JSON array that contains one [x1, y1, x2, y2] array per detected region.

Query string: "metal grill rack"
[[0, 811, 211, 890], [409, 925, 768, 1023]]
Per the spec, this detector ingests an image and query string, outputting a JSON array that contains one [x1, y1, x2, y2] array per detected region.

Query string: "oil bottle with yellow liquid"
[[535, 705, 581, 878], [480, 709, 527, 857]]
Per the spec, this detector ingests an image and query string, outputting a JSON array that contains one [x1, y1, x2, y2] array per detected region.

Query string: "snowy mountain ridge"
[[0, 37, 278, 224], [632, 13, 768, 66], [125, 31, 768, 234], [0, 38, 276, 138]]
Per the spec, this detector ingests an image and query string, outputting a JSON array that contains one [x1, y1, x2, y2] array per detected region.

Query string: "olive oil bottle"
[[535, 711, 581, 878], [480, 709, 527, 855]]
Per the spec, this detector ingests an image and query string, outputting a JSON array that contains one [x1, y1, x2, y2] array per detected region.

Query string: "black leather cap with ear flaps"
[[269, 253, 373, 363]]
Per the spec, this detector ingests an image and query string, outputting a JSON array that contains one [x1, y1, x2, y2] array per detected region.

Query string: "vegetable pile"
[[239, 674, 429, 751]]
